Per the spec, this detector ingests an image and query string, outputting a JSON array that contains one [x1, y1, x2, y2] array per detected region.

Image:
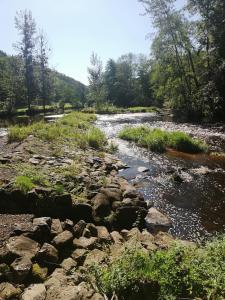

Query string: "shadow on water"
[[96, 112, 225, 241]]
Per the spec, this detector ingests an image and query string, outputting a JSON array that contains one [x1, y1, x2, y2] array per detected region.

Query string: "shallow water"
[[96, 113, 225, 241]]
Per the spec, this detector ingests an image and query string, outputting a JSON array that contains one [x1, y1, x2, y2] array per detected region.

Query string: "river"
[[96, 112, 225, 241]]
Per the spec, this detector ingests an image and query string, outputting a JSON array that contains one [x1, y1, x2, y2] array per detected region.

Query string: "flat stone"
[[73, 237, 98, 250], [6, 236, 40, 259], [145, 207, 172, 233], [71, 249, 88, 265], [21, 284, 46, 300], [83, 249, 108, 266], [37, 243, 58, 264], [52, 230, 73, 249], [29, 158, 40, 165]]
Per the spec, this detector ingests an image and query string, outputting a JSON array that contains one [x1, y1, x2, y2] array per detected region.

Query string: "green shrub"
[[90, 237, 225, 299], [119, 126, 207, 154], [14, 175, 35, 193]]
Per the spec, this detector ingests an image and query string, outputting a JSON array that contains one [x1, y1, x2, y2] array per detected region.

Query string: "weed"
[[14, 175, 35, 193]]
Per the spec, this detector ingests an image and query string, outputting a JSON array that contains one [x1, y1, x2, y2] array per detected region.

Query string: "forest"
[[1, 0, 224, 121]]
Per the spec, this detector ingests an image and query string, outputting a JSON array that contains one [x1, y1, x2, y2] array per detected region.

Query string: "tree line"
[[0, 10, 86, 115], [88, 0, 225, 121]]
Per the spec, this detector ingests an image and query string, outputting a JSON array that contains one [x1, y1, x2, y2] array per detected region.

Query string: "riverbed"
[[96, 112, 225, 241]]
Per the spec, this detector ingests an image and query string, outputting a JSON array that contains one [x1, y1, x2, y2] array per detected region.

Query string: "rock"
[[110, 231, 124, 244], [123, 186, 138, 198], [51, 219, 63, 236], [73, 237, 98, 250], [82, 228, 91, 238], [73, 220, 86, 238], [61, 258, 77, 271], [172, 172, 184, 183], [83, 249, 108, 266], [52, 230, 73, 249], [145, 208, 172, 233], [73, 203, 93, 222], [21, 284, 46, 300], [29, 158, 40, 165], [100, 187, 122, 202], [62, 219, 74, 232], [6, 236, 40, 259], [120, 229, 129, 240], [10, 256, 31, 283], [140, 230, 157, 251], [137, 166, 149, 173], [86, 223, 98, 237], [154, 231, 175, 249], [0, 282, 21, 299], [93, 193, 111, 218], [0, 263, 10, 280], [71, 249, 88, 265], [33, 217, 52, 227], [112, 206, 147, 230], [36, 243, 58, 264], [96, 226, 111, 243], [125, 227, 141, 241], [32, 263, 48, 282]]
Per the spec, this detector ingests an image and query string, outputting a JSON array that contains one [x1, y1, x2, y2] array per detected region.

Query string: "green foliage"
[[54, 184, 65, 195], [90, 237, 225, 299], [15, 163, 49, 186], [119, 126, 207, 153], [14, 175, 35, 193]]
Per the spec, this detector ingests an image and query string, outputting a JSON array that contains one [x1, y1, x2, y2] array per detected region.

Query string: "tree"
[[104, 59, 117, 104], [15, 10, 37, 114], [37, 31, 51, 114], [87, 52, 106, 108]]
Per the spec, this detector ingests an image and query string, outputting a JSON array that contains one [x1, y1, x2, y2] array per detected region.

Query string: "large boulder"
[[6, 236, 40, 259], [73, 220, 87, 238], [51, 219, 63, 236], [100, 188, 122, 202], [72, 203, 93, 222], [96, 226, 111, 243], [83, 249, 108, 267], [145, 208, 172, 233]]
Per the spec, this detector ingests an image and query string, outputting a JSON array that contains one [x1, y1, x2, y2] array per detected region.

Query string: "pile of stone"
[[0, 214, 175, 300]]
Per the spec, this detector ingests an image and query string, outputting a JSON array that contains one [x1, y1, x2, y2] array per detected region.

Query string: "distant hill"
[[0, 50, 88, 110]]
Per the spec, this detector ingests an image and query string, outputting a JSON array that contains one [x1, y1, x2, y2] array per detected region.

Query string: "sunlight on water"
[[96, 113, 225, 241]]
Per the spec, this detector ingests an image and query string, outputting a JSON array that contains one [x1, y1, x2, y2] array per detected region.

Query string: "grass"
[[90, 236, 225, 300], [118, 126, 207, 154], [8, 112, 106, 150], [14, 176, 35, 193]]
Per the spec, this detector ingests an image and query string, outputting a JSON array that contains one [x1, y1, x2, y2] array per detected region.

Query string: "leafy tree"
[[87, 52, 106, 108], [15, 10, 37, 114]]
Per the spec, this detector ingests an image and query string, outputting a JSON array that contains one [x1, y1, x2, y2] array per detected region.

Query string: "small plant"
[[14, 175, 35, 193], [86, 127, 106, 149], [108, 141, 118, 153], [54, 184, 65, 194]]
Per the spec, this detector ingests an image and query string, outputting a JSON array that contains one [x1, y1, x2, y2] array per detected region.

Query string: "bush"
[[86, 127, 106, 149], [14, 175, 35, 193], [119, 126, 207, 154]]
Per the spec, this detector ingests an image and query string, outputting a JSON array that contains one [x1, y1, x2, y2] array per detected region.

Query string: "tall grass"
[[8, 112, 106, 150], [119, 126, 207, 153]]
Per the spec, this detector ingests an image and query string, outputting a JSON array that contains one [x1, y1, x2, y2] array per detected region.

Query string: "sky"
[[0, 0, 183, 85]]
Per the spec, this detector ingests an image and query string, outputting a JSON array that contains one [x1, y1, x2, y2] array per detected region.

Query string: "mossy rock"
[[32, 263, 48, 282]]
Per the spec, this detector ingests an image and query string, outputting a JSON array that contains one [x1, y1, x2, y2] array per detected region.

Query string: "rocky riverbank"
[[0, 112, 176, 299]]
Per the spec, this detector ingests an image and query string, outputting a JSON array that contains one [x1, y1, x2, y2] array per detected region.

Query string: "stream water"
[[96, 113, 225, 241]]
